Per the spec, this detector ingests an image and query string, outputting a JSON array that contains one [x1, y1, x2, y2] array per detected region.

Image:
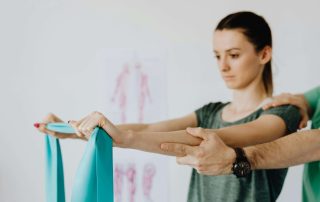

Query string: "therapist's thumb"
[[186, 127, 207, 140]]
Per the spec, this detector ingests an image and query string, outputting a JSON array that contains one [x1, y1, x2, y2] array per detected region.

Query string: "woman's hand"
[[263, 93, 309, 129], [68, 111, 130, 147], [34, 113, 81, 139], [160, 127, 235, 176]]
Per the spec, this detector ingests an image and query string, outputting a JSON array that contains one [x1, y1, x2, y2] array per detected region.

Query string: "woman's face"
[[213, 29, 266, 90]]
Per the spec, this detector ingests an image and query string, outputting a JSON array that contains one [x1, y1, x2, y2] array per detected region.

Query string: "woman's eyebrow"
[[213, 48, 241, 53], [226, 48, 241, 52]]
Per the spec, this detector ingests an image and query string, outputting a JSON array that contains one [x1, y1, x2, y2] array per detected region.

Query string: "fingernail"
[[34, 123, 40, 128], [187, 127, 194, 132], [160, 144, 168, 150]]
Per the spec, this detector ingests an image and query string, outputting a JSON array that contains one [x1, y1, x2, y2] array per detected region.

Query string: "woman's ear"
[[259, 46, 272, 65]]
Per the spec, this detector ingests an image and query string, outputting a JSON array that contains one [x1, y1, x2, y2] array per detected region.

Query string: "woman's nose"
[[219, 57, 230, 72]]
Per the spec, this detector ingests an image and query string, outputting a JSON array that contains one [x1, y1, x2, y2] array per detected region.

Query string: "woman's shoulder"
[[262, 103, 300, 115], [195, 101, 229, 127], [258, 97, 300, 115], [196, 102, 229, 113], [261, 104, 301, 133]]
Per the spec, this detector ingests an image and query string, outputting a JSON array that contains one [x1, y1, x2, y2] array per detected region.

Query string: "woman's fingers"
[[42, 113, 63, 123], [78, 118, 95, 139], [35, 122, 52, 135], [68, 120, 87, 140], [67, 111, 123, 142], [35, 122, 77, 139], [69, 115, 97, 139]]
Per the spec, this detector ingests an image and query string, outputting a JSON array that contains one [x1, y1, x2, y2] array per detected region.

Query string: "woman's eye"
[[230, 54, 239, 59], [215, 55, 220, 60]]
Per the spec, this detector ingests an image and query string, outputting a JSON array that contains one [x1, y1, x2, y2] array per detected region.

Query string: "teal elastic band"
[[45, 123, 113, 202]]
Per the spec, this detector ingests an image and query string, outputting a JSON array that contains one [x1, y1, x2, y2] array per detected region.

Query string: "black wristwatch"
[[232, 147, 251, 178]]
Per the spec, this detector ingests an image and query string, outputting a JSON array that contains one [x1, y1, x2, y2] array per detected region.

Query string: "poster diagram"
[[97, 49, 169, 202], [104, 50, 167, 124], [114, 162, 157, 202], [110, 62, 152, 123]]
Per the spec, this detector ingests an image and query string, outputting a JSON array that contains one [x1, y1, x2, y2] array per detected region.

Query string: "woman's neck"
[[230, 82, 268, 113]]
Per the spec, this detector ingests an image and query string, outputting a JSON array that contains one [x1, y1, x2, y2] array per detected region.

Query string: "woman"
[[36, 11, 300, 202]]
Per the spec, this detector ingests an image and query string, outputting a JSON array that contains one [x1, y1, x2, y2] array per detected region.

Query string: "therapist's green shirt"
[[302, 86, 320, 202]]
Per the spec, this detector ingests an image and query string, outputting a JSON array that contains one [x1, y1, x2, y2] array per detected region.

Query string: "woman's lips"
[[223, 76, 235, 80]]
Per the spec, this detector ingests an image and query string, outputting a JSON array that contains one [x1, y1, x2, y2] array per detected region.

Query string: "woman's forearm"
[[113, 115, 201, 155], [115, 124, 202, 155], [117, 124, 149, 132], [123, 130, 202, 155], [116, 114, 197, 133], [203, 115, 292, 148]]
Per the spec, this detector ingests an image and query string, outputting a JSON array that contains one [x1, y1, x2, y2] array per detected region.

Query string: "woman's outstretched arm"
[[36, 112, 202, 156], [67, 107, 298, 156]]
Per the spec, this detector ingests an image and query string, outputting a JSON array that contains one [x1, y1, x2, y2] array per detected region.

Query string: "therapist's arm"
[[246, 129, 320, 169], [160, 129, 320, 175]]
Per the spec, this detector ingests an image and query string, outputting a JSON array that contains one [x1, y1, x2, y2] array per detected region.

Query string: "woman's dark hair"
[[216, 11, 273, 96]]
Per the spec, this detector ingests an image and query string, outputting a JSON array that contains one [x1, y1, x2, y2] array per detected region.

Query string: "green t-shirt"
[[188, 102, 301, 202], [302, 86, 320, 202]]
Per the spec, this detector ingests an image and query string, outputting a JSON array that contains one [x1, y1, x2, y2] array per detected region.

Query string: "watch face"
[[233, 161, 251, 177]]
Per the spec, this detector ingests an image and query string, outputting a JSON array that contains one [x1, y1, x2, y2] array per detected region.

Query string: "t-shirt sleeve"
[[304, 86, 320, 117], [261, 105, 301, 134], [195, 102, 222, 127]]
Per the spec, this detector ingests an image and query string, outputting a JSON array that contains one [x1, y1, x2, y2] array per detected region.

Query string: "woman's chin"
[[224, 81, 239, 89]]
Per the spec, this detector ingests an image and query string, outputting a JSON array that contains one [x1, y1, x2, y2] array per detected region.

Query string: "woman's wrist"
[[111, 129, 134, 148], [122, 130, 134, 148]]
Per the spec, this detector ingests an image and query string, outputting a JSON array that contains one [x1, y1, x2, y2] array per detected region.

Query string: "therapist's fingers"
[[176, 155, 199, 167], [161, 143, 196, 157], [186, 127, 209, 140], [262, 93, 307, 111], [262, 93, 292, 110], [299, 112, 309, 129], [262, 102, 274, 110], [263, 99, 288, 110]]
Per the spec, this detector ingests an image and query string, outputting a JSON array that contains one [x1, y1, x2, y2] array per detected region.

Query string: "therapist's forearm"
[[245, 129, 320, 169]]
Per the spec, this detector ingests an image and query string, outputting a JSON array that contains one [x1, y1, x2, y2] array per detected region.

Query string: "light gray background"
[[1, 0, 319, 201]]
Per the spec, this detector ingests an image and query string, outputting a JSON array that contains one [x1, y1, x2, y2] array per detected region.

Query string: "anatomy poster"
[[98, 49, 169, 202]]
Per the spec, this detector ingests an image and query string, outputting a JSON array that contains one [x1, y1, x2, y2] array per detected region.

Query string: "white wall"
[[1, 0, 319, 201]]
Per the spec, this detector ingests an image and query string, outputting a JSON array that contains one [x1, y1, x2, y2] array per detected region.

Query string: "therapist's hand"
[[263, 93, 309, 129], [68, 111, 129, 147], [34, 113, 81, 139], [160, 127, 235, 176]]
